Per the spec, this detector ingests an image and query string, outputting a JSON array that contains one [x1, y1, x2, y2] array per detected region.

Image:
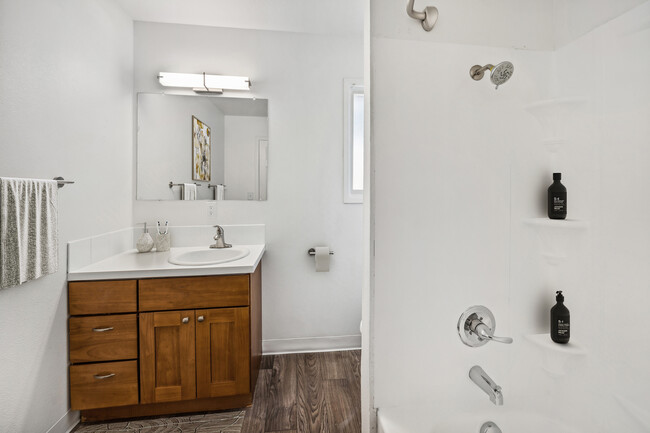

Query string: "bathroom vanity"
[[66, 236, 264, 422]]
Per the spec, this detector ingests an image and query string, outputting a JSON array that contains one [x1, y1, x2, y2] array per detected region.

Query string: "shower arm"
[[406, 0, 425, 20], [406, 0, 438, 31], [470, 64, 494, 80]]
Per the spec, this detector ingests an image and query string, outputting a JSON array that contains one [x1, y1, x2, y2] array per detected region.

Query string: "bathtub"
[[377, 405, 582, 433]]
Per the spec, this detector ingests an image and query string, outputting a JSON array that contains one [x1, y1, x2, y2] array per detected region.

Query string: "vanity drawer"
[[70, 360, 139, 410], [139, 275, 249, 311], [69, 280, 137, 315], [69, 314, 138, 363]]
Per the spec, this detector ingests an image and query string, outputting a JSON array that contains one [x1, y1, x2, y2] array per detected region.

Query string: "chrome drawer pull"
[[92, 327, 114, 332], [94, 373, 116, 380]]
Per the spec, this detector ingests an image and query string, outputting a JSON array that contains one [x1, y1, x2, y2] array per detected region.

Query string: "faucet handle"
[[472, 321, 513, 344], [458, 306, 513, 347]]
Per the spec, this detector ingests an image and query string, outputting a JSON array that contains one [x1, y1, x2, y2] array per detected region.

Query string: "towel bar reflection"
[[169, 181, 202, 188], [308, 248, 334, 256], [53, 177, 75, 189]]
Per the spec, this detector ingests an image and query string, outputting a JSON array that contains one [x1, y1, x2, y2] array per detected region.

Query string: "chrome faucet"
[[210, 225, 232, 249], [469, 365, 503, 406]]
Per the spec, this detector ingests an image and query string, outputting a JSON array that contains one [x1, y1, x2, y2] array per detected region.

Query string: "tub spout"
[[469, 365, 503, 406]]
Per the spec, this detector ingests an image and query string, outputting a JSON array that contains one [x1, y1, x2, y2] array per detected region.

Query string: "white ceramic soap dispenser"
[[136, 222, 154, 253]]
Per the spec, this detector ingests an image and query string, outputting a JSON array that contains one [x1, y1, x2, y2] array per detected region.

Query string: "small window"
[[344, 78, 364, 204]]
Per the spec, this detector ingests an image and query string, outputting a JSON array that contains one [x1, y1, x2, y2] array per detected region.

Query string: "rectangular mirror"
[[137, 93, 269, 201]]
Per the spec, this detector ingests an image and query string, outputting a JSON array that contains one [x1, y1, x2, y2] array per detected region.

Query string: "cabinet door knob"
[[182, 317, 189, 324], [197, 315, 205, 322]]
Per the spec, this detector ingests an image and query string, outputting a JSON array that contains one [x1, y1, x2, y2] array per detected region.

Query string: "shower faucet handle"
[[470, 319, 513, 344], [457, 306, 513, 347]]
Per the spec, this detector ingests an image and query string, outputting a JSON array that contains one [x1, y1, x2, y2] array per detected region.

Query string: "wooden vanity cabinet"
[[68, 264, 262, 422]]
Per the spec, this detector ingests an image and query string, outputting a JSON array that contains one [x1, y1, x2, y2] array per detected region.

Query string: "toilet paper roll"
[[314, 246, 331, 272]]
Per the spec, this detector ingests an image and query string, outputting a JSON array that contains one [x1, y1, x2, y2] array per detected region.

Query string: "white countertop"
[[67, 244, 265, 281]]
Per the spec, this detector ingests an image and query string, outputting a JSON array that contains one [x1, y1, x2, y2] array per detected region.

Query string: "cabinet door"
[[196, 307, 250, 398], [140, 310, 196, 403]]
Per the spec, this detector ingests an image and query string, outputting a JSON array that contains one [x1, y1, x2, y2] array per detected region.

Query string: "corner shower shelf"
[[525, 333, 586, 376], [524, 218, 589, 230], [525, 333, 586, 356]]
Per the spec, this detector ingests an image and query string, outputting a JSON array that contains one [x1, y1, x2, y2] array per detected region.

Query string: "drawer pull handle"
[[197, 316, 205, 322], [94, 373, 116, 380], [92, 327, 114, 332], [182, 317, 189, 324]]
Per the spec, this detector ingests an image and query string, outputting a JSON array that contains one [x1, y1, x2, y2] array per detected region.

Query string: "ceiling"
[[113, 0, 364, 36]]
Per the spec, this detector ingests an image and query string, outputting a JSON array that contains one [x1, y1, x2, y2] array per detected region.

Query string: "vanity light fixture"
[[157, 72, 251, 94]]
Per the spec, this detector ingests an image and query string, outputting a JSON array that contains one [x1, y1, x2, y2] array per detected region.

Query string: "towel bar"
[[53, 176, 75, 188], [308, 248, 334, 256], [169, 181, 202, 188]]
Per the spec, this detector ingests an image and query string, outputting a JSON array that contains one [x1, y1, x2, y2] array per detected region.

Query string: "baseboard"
[[45, 410, 80, 433], [262, 334, 361, 354]]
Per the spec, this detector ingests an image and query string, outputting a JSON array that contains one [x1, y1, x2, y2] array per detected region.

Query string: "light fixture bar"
[[157, 72, 251, 91]]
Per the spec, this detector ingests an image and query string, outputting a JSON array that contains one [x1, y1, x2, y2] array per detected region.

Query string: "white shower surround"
[[368, 1, 650, 432]]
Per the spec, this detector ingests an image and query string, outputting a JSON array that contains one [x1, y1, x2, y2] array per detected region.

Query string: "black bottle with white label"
[[548, 173, 567, 219], [551, 291, 570, 344]]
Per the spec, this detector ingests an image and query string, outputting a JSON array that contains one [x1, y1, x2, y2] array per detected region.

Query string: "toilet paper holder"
[[308, 248, 334, 256]]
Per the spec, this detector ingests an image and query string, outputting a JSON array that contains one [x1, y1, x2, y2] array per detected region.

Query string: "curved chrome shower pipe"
[[406, 0, 438, 31]]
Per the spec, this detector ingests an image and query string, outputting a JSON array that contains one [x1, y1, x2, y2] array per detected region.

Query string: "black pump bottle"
[[548, 173, 567, 219], [551, 291, 570, 344]]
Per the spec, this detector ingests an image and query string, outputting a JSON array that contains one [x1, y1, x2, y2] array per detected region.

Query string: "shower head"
[[470, 61, 514, 89]]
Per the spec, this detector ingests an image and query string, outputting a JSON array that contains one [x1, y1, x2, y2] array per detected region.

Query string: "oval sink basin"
[[168, 247, 250, 266]]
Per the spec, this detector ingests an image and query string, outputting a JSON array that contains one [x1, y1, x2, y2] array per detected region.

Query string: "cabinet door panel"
[[140, 310, 196, 404], [196, 307, 250, 398]]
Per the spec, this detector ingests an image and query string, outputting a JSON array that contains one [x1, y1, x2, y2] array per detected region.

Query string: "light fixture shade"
[[158, 72, 251, 91]]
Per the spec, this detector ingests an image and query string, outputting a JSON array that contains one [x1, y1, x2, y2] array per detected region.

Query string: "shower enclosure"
[[365, 1, 650, 432]]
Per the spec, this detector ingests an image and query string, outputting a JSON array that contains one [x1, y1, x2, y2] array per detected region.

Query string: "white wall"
[[371, 37, 552, 409], [0, 1, 133, 432], [114, 0, 363, 37], [539, 3, 650, 430], [224, 116, 268, 200], [369, 0, 650, 431], [137, 93, 225, 200], [552, 0, 648, 48], [132, 22, 364, 351]]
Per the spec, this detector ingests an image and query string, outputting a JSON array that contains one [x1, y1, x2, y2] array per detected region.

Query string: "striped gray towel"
[[0, 177, 58, 289]]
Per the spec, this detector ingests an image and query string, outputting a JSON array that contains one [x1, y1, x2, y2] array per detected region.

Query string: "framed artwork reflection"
[[192, 115, 211, 181]]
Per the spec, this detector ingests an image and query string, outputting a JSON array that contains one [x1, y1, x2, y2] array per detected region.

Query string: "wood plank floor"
[[242, 350, 361, 433]]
